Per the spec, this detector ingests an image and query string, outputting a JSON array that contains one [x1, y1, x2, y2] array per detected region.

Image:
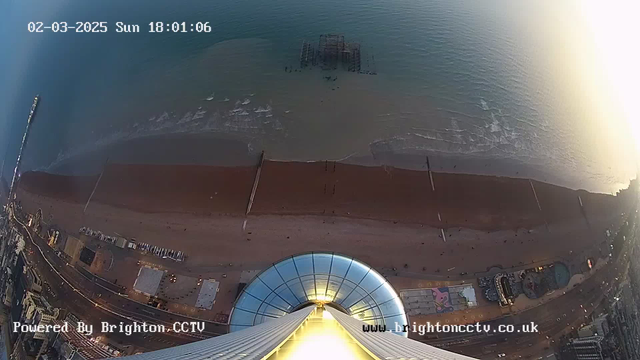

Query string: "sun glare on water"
[[578, 1, 640, 154]]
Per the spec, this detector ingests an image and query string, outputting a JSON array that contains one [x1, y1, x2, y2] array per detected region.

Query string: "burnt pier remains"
[[298, 34, 376, 75]]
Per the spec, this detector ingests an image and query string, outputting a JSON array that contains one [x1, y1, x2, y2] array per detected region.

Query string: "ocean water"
[[0, 0, 636, 193]]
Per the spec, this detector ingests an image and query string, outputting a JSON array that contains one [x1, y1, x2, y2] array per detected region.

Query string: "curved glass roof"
[[230, 253, 408, 336]]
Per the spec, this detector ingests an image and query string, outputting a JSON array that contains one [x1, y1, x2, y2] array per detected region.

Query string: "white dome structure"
[[230, 252, 408, 336]]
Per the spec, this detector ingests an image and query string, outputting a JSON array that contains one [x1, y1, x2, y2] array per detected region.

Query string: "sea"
[[0, 0, 636, 194]]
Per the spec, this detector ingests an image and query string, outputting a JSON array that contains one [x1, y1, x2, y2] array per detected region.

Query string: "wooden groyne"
[[246, 151, 265, 216]]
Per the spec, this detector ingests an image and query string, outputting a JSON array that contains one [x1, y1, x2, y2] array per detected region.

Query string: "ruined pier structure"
[[300, 34, 373, 74]]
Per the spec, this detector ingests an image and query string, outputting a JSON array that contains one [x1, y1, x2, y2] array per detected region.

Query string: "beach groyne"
[[16, 161, 635, 231]]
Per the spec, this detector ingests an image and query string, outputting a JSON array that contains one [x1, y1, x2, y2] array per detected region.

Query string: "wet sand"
[[18, 171, 99, 204], [18, 161, 635, 231], [93, 164, 256, 216]]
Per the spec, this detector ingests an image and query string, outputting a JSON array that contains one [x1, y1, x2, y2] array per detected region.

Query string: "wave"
[[254, 105, 272, 113], [38, 102, 284, 172]]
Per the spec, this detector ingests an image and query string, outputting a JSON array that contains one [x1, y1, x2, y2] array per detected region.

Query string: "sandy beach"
[[18, 161, 634, 231], [15, 189, 628, 276], [15, 161, 636, 273]]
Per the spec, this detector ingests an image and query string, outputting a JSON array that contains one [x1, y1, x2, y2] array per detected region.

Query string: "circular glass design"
[[230, 252, 408, 336]]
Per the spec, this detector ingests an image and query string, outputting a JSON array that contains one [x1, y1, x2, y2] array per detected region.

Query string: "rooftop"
[[133, 266, 164, 296]]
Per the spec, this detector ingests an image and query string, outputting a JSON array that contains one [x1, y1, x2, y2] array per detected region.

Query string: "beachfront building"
[[117, 253, 477, 359], [561, 336, 605, 360]]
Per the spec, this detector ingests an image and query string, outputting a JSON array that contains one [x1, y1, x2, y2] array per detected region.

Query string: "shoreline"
[[39, 133, 630, 195]]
